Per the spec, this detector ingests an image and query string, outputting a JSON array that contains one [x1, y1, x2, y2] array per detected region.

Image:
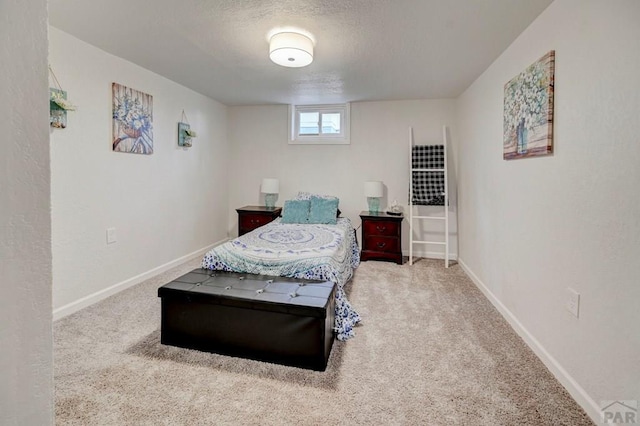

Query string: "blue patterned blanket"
[[202, 218, 361, 340]]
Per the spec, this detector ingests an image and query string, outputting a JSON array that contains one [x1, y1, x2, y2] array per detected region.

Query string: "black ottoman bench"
[[158, 269, 336, 371]]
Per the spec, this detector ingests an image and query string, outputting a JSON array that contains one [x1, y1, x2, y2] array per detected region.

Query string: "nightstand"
[[360, 211, 403, 264], [236, 205, 282, 236]]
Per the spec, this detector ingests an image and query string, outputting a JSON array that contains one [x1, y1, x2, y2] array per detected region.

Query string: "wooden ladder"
[[408, 125, 449, 268]]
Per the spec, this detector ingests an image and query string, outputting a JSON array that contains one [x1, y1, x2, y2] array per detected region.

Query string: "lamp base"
[[367, 197, 380, 213], [265, 193, 277, 209]]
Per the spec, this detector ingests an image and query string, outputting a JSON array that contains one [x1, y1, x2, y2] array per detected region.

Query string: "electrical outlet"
[[106, 227, 117, 244], [566, 288, 580, 318]]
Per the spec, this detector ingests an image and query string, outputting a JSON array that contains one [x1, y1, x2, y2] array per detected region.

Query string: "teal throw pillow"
[[294, 192, 341, 217], [308, 196, 339, 225], [281, 200, 310, 224]]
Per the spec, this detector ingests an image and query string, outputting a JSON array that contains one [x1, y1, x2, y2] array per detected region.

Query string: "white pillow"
[[294, 191, 338, 201]]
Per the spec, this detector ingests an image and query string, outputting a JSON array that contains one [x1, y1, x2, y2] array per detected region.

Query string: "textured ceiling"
[[49, 0, 552, 106]]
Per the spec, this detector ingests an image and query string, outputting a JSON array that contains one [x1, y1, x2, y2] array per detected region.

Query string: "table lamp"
[[364, 181, 383, 213], [261, 178, 279, 209]]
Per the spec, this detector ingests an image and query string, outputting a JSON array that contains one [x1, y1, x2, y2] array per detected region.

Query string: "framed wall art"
[[112, 83, 153, 154], [50, 88, 68, 129], [503, 50, 555, 160], [178, 110, 196, 148], [49, 66, 75, 129]]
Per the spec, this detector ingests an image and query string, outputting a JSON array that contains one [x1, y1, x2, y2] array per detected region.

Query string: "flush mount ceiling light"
[[269, 32, 314, 68]]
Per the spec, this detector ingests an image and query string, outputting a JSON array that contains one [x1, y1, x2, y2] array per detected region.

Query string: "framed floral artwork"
[[112, 83, 153, 154], [503, 51, 555, 160]]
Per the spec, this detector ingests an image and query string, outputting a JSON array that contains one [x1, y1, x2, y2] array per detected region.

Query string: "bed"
[[201, 216, 361, 340]]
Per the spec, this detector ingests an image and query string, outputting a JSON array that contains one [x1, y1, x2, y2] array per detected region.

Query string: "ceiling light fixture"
[[269, 32, 314, 68]]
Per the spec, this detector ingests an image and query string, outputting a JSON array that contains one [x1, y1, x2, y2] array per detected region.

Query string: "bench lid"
[[158, 269, 336, 318]]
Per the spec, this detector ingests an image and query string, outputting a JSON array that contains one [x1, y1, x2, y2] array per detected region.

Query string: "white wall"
[[0, 0, 53, 424], [49, 28, 229, 314], [228, 100, 458, 258], [456, 0, 640, 421]]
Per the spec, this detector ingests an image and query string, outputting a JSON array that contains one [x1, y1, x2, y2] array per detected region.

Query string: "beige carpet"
[[54, 258, 593, 425]]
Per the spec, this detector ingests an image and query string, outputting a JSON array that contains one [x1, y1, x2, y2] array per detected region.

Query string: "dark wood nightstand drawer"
[[364, 236, 399, 253], [239, 214, 272, 230], [363, 220, 399, 237], [237, 206, 282, 236]]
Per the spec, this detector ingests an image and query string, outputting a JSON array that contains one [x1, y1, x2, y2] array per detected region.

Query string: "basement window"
[[288, 103, 350, 145]]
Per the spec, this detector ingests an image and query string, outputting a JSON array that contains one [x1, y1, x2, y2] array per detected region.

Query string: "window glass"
[[299, 112, 319, 135], [321, 113, 341, 134]]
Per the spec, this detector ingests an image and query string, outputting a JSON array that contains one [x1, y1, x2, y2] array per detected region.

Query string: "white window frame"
[[288, 103, 351, 145]]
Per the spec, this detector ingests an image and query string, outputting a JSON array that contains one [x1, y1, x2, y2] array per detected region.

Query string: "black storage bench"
[[158, 269, 336, 371]]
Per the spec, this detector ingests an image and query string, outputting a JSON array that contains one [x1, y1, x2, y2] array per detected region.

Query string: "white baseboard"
[[53, 240, 226, 321], [403, 249, 458, 261], [457, 258, 601, 424]]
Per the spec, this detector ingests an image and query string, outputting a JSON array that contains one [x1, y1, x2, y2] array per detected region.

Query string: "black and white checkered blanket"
[[411, 145, 445, 206]]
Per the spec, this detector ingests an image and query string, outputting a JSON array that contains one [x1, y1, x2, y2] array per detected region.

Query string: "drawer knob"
[[377, 242, 386, 248], [376, 225, 386, 232]]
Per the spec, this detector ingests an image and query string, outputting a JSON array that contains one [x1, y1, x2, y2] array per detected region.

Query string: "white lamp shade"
[[261, 178, 279, 194], [269, 32, 313, 68], [364, 181, 384, 197]]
